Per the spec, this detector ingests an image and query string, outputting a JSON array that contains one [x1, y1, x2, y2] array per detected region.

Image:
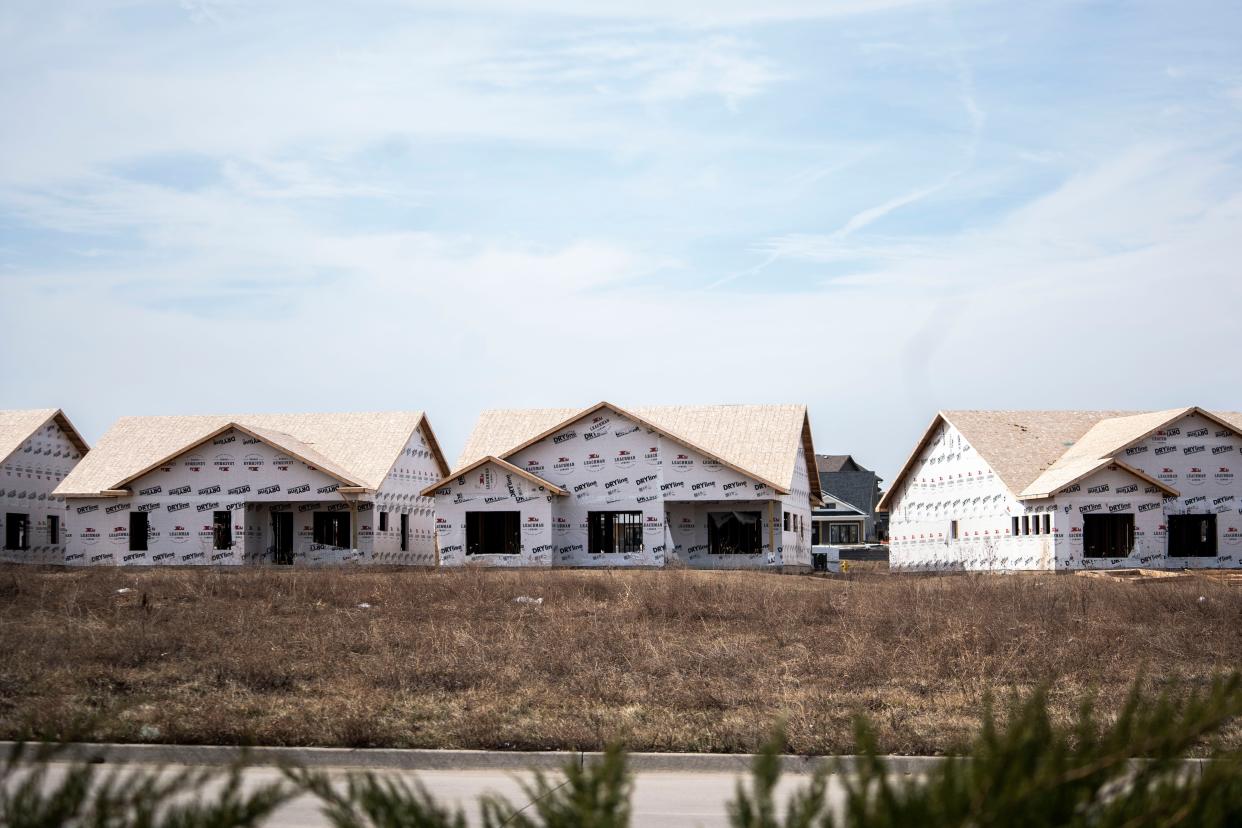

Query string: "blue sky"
[[2, 0, 1240, 481]]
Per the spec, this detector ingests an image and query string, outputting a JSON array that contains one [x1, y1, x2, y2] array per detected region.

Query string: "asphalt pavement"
[[28, 761, 850, 827]]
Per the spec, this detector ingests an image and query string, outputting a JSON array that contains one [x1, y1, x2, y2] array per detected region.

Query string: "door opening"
[[272, 511, 294, 565]]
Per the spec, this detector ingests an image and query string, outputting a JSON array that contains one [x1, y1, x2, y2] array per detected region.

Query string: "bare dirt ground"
[[0, 565, 1238, 755]]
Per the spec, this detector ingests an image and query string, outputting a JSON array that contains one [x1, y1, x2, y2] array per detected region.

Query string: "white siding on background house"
[[887, 420, 1028, 572], [67, 428, 362, 566], [56, 412, 446, 567], [368, 427, 443, 565], [1049, 466, 1164, 571], [883, 407, 1242, 572], [781, 444, 814, 568], [428, 402, 821, 571], [435, 460, 557, 568], [1110, 411, 1242, 568], [0, 410, 87, 565]]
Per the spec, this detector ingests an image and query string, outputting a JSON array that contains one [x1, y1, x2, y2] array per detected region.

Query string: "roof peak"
[[55, 411, 444, 497], [452, 402, 818, 498], [880, 407, 1242, 512], [0, 408, 90, 464]]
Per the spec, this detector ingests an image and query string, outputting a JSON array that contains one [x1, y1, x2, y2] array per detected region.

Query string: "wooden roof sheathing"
[[56, 411, 445, 496], [880, 407, 1242, 510], [945, 409, 1140, 495], [629, 404, 814, 497], [0, 408, 89, 465], [450, 402, 819, 499], [1018, 407, 1239, 498], [456, 408, 580, 469], [108, 421, 368, 491]]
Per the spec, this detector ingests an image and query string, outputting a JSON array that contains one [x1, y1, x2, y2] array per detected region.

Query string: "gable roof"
[[879, 407, 1240, 510], [0, 408, 89, 465], [1017, 406, 1240, 498], [1022, 455, 1180, 500], [456, 408, 580, 468], [445, 401, 822, 501], [108, 421, 368, 492], [819, 470, 880, 514], [55, 411, 447, 497], [814, 496, 867, 517], [421, 456, 568, 497], [816, 454, 864, 473]]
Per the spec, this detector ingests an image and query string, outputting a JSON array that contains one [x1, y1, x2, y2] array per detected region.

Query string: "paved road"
[[32, 762, 854, 827]]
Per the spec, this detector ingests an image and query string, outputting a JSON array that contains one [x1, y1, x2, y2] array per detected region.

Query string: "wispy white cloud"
[[402, 0, 943, 26], [179, 0, 226, 26], [469, 33, 785, 110]]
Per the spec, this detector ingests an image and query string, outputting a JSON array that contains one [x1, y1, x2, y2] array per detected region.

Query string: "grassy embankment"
[[1, 564, 1238, 754]]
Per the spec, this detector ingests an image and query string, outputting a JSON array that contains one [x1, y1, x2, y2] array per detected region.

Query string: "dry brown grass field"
[[0, 564, 1239, 755]]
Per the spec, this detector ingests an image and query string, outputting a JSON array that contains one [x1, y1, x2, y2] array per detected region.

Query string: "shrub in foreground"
[[0, 742, 292, 827]]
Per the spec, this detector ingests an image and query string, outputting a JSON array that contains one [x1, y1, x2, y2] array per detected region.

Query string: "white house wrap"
[[423, 402, 821, 570], [55, 412, 447, 566], [880, 407, 1242, 572], [0, 409, 89, 564]]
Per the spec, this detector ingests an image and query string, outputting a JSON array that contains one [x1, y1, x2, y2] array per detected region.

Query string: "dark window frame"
[[466, 511, 521, 556], [1167, 513, 1217, 557], [379, 511, 389, 532], [1042, 514, 1051, 535], [48, 514, 60, 545], [129, 511, 149, 552], [708, 511, 763, 555], [312, 511, 351, 548], [1083, 513, 1134, 558], [588, 511, 644, 554], [4, 513, 30, 551], [400, 512, 409, 552], [830, 522, 860, 545]]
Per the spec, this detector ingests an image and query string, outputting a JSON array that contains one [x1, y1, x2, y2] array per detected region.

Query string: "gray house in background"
[[811, 495, 868, 546], [815, 454, 886, 542]]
